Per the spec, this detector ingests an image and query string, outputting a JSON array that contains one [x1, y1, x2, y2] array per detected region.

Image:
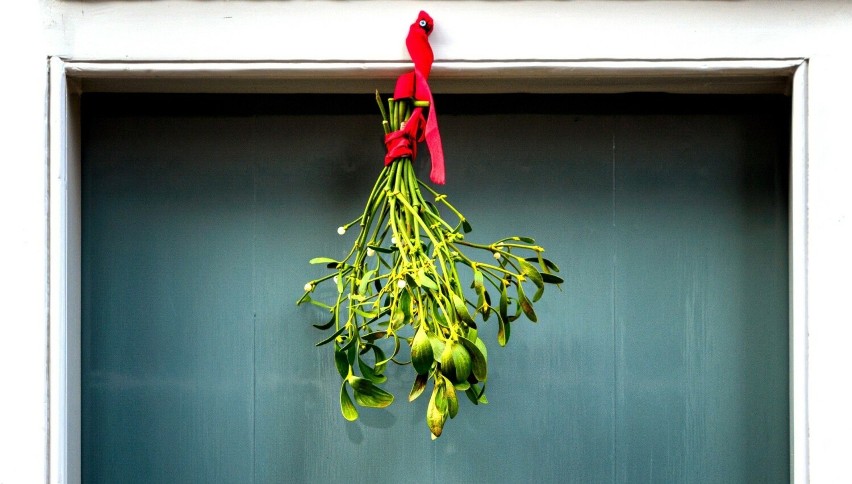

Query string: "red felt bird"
[[392, 11, 445, 185], [406, 12, 434, 79]]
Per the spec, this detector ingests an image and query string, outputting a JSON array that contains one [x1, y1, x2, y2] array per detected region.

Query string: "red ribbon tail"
[[421, 78, 445, 185], [425, 103, 444, 185]]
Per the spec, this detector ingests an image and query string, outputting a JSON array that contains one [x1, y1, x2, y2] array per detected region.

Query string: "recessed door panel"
[[82, 93, 789, 483]]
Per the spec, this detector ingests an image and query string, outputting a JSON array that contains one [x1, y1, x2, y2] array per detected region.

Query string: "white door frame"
[[48, 58, 809, 484]]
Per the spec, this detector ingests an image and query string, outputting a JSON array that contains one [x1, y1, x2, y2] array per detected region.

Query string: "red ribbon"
[[386, 11, 446, 185], [384, 108, 426, 165]]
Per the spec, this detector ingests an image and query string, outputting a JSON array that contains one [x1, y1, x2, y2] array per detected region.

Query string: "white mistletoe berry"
[[367, 247, 376, 257], [304, 283, 313, 292], [397, 279, 407, 289], [337, 226, 346, 235]]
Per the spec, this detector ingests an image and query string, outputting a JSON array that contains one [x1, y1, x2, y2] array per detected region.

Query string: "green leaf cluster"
[[298, 94, 562, 438]]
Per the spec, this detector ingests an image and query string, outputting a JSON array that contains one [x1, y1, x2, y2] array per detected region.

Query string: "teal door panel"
[[82, 94, 789, 483], [611, 115, 789, 482]]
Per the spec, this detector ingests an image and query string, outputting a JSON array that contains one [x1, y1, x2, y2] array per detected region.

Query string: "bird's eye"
[[419, 19, 428, 28]]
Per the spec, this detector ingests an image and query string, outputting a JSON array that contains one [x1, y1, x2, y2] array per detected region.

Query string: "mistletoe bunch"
[[298, 94, 562, 439]]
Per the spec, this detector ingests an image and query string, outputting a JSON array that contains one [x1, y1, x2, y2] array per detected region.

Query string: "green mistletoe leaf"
[[340, 384, 359, 421], [450, 292, 474, 326], [409, 373, 428, 402], [440, 342, 472, 384], [316, 325, 346, 347], [497, 312, 510, 347], [334, 345, 350, 379], [312, 314, 336, 330], [517, 283, 538, 323], [358, 356, 387, 384], [459, 336, 487, 382], [444, 375, 459, 418], [349, 377, 394, 408], [411, 326, 434, 375], [427, 382, 448, 438], [526, 256, 560, 273], [541, 273, 565, 285]]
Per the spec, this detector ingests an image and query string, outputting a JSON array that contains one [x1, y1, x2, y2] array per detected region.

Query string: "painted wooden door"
[[82, 93, 789, 483]]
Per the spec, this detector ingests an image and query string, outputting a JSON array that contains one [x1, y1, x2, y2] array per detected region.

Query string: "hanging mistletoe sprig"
[[297, 11, 563, 439]]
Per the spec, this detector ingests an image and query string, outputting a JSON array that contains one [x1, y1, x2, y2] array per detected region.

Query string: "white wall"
[[3, 1, 850, 481], [0, 2, 49, 483]]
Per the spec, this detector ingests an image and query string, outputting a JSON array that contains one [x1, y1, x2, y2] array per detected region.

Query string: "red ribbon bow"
[[384, 108, 427, 165], [388, 11, 445, 185]]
